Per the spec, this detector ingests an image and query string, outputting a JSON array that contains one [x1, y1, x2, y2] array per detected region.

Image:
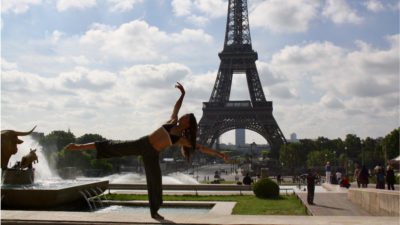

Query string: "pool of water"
[[1, 179, 105, 190], [94, 205, 212, 214]]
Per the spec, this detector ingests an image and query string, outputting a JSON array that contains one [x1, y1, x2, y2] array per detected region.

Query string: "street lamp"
[[333, 151, 336, 171], [250, 142, 256, 171], [361, 141, 364, 166], [345, 146, 348, 176]]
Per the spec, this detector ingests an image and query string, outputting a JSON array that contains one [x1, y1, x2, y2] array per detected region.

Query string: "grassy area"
[[104, 194, 308, 216]]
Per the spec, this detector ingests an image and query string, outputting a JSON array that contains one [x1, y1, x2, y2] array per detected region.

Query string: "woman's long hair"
[[180, 113, 197, 164]]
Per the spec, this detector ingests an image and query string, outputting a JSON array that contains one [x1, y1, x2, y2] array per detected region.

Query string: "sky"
[[1, 0, 399, 145]]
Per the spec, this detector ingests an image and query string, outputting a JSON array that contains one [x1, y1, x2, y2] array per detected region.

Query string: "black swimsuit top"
[[162, 123, 181, 145]]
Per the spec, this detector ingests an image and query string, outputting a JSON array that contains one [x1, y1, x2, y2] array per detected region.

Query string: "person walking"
[[376, 167, 385, 189], [67, 82, 228, 219], [306, 169, 317, 205], [336, 170, 342, 184], [359, 165, 369, 188], [386, 165, 395, 190], [354, 165, 361, 188], [325, 162, 331, 183]]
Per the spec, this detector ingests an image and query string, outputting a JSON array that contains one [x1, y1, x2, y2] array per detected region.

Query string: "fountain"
[[1, 128, 108, 210]]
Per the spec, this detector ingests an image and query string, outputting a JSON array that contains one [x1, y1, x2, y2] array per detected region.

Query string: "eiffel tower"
[[198, 0, 286, 158]]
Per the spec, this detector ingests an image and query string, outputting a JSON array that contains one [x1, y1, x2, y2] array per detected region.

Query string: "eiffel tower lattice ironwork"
[[198, 0, 286, 157]]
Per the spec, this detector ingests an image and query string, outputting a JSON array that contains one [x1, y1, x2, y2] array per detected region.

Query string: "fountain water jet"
[[1, 135, 108, 210]]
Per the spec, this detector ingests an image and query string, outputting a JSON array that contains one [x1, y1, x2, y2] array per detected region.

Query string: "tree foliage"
[[279, 127, 399, 172], [39, 131, 113, 175], [382, 127, 399, 160]]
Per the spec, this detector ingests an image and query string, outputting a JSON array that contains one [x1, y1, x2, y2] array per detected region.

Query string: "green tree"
[[344, 134, 362, 160], [39, 130, 75, 157], [91, 158, 113, 173], [306, 149, 334, 169], [315, 136, 337, 151], [76, 133, 106, 144], [331, 138, 344, 155], [362, 137, 383, 168], [279, 143, 305, 172], [299, 139, 317, 155], [382, 127, 399, 160], [55, 147, 92, 170]]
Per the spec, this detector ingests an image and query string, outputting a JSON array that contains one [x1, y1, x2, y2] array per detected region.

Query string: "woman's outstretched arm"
[[67, 143, 96, 151], [196, 144, 229, 161], [169, 82, 185, 122]]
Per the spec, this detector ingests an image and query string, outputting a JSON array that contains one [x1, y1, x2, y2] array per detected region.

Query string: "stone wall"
[[348, 188, 399, 216]]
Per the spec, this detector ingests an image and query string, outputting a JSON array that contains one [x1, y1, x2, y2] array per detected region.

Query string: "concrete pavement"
[[2, 210, 399, 225]]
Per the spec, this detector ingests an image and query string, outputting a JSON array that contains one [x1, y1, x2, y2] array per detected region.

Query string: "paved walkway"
[[2, 210, 399, 225], [297, 192, 372, 216], [2, 186, 399, 225]]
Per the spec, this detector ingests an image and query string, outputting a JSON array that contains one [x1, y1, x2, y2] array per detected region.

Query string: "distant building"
[[290, 133, 299, 143], [235, 129, 245, 147]]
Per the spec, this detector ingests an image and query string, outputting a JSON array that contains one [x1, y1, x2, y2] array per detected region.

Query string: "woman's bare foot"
[[151, 212, 164, 220]]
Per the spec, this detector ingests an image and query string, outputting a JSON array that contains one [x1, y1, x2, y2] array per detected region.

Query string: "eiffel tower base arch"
[[198, 101, 286, 158]]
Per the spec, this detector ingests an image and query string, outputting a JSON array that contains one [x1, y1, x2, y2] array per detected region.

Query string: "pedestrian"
[[243, 173, 252, 185], [340, 177, 350, 188], [354, 165, 361, 188], [306, 169, 317, 205], [325, 162, 331, 183], [254, 174, 261, 182], [386, 165, 395, 190], [336, 171, 342, 184], [359, 165, 369, 188], [277, 174, 282, 184], [67, 82, 228, 219], [331, 172, 337, 184], [376, 167, 385, 189]]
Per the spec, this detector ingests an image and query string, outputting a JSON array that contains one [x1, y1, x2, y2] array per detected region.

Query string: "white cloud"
[[267, 34, 399, 121], [172, 0, 192, 16], [59, 67, 117, 91], [1, 59, 18, 70], [250, 0, 320, 33], [171, 0, 226, 26], [269, 85, 299, 99], [363, 0, 385, 12], [187, 15, 209, 27], [193, 0, 226, 18], [1, 60, 196, 139], [108, 0, 143, 12], [78, 20, 213, 64], [322, 0, 364, 24], [56, 0, 96, 11], [320, 94, 345, 109], [2, 0, 41, 14], [51, 30, 64, 42]]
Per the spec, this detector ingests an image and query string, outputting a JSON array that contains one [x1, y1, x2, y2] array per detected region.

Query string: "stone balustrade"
[[348, 188, 399, 216]]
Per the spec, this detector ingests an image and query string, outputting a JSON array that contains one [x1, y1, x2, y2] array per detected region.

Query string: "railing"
[[108, 183, 295, 195], [203, 101, 272, 109], [109, 183, 252, 195]]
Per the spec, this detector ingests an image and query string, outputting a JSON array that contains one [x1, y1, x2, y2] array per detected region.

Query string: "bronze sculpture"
[[20, 149, 39, 169], [1, 126, 36, 169]]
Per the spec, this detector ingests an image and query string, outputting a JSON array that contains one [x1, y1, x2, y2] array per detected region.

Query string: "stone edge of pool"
[[100, 200, 236, 215]]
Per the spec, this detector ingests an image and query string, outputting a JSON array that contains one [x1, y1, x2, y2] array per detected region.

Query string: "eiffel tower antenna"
[[198, 0, 286, 158]]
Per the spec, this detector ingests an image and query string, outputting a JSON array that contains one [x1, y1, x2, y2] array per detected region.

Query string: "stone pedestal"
[[2, 169, 35, 185]]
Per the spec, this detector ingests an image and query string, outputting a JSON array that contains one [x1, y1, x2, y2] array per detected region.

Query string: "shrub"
[[252, 178, 279, 199]]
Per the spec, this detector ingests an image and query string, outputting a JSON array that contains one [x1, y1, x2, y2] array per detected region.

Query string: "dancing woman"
[[67, 82, 229, 219]]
